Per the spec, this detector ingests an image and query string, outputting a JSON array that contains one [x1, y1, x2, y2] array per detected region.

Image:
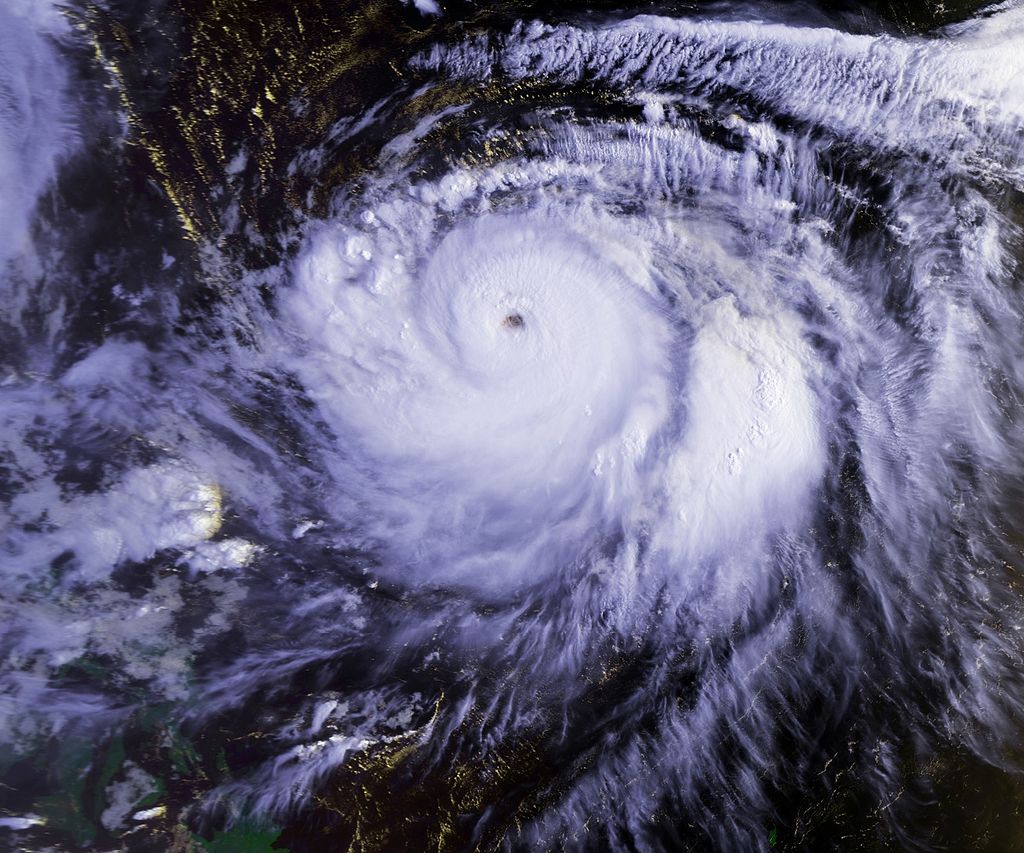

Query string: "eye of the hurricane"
[[501, 312, 525, 329]]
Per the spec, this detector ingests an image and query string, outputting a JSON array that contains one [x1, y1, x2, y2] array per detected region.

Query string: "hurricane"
[[3, 1, 1024, 850]]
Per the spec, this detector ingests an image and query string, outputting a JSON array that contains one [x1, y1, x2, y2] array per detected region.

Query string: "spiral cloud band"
[[3, 1, 1024, 850]]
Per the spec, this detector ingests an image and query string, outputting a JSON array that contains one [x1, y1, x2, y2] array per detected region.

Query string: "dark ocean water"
[[3, 2, 1024, 851]]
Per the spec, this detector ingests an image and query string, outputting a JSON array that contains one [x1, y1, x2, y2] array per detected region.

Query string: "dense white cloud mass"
[[0, 2, 71, 269]]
